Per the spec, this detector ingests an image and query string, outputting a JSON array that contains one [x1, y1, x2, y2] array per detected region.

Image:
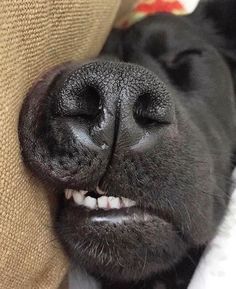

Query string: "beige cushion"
[[0, 1, 121, 288]]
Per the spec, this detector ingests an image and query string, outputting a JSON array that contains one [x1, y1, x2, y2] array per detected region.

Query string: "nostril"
[[133, 93, 157, 126], [76, 86, 101, 121], [133, 91, 173, 127], [54, 85, 102, 121]]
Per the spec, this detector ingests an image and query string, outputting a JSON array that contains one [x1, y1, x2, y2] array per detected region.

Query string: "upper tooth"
[[121, 197, 136, 208], [108, 197, 121, 209], [66, 189, 136, 210], [65, 189, 73, 199], [65, 189, 87, 200], [73, 191, 84, 205], [79, 190, 88, 195], [97, 196, 108, 209], [84, 196, 97, 209]]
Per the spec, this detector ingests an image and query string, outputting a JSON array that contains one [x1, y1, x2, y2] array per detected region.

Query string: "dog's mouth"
[[58, 186, 187, 281], [62, 186, 179, 245], [63, 185, 178, 228], [63, 187, 158, 225]]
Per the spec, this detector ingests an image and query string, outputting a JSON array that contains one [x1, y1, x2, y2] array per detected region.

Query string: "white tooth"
[[96, 186, 106, 195], [84, 196, 97, 209], [129, 200, 136, 206], [73, 192, 84, 205], [97, 196, 109, 209], [108, 196, 121, 209], [65, 189, 73, 199], [121, 197, 136, 208], [79, 190, 88, 195]]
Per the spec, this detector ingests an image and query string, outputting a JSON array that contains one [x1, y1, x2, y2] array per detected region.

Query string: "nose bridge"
[[115, 70, 151, 148], [86, 61, 155, 150], [83, 62, 127, 149], [71, 61, 143, 148]]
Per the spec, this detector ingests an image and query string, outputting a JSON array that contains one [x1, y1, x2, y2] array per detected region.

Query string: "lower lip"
[[57, 200, 185, 281], [66, 201, 155, 225]]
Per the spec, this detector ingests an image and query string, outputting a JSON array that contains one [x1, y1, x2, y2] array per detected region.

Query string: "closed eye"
[[171, 49, 202, 65], [161, 49, 203, 91], [161, 49, 203, 68]]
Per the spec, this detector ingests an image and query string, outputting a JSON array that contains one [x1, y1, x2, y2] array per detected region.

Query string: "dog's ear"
[[190, 0, 236, 63]]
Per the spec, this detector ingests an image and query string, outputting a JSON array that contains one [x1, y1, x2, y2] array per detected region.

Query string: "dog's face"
[[19, 0, 236, 285]]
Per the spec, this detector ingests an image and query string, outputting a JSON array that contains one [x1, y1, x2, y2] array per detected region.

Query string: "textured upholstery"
[[0, 1, 120, 288]]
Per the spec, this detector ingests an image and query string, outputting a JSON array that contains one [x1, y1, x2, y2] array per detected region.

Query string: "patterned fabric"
[[117, 0, 186, 28]]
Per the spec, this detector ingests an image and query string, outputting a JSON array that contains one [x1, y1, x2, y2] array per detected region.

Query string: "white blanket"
[[188, 170, 236, 289]]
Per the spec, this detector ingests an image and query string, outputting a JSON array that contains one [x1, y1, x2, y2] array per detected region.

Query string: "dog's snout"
[[19, 60, 175, 187]]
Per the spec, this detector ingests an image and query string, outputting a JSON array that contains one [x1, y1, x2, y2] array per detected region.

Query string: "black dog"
[[18, 1, 236, 288]]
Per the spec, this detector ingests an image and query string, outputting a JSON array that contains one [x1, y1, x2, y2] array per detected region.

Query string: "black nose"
[[19, 60, 174, 188], [51, 61, 174, 148]]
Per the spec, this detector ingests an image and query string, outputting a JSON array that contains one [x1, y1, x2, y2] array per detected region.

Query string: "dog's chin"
[[56, 195, 187, 281]]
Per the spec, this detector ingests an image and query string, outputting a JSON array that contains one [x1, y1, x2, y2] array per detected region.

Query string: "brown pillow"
[[0, 1, 121, 288]]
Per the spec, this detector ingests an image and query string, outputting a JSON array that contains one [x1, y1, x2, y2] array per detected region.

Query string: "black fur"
[[18, 1, 236, 288]]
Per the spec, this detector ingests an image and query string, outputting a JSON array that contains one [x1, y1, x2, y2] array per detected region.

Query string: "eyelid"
[[173, 49, 202, 63], [160, 48, 203, 68]]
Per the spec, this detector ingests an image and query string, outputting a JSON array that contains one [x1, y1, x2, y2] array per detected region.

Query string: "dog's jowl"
[[18, 1, 236, 288]]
